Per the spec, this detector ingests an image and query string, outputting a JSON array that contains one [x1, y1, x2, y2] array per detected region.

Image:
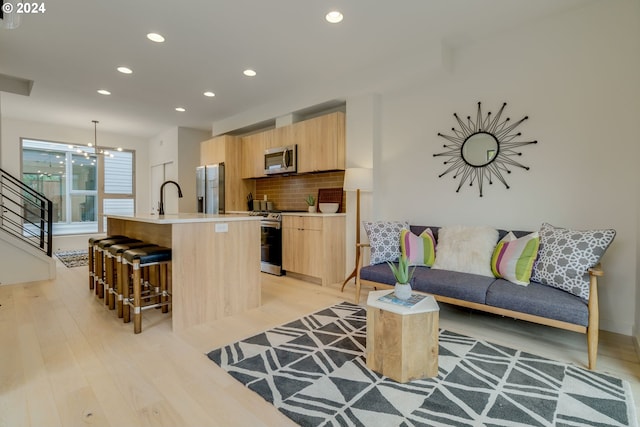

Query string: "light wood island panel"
[[171, 220, 261, 330], [107, 214, 261, 331]]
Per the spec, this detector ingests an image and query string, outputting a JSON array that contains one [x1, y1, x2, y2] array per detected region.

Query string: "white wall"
[[373, 0, 640, 334], [177, 127, 210, 213], [344, 94, 379, 272], [148, 127, 209, 214], [0, 117, 150, 249], [148, 127, 179, 214]]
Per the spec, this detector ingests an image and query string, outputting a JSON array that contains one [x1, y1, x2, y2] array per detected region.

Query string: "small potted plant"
[[387, 255, 415, 300], [305, 194, 316, 213]]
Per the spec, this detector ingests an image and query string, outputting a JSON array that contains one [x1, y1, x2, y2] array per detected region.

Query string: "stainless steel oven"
[[256, 212, 283, 275]]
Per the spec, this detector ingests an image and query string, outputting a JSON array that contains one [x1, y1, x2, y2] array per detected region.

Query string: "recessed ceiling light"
[[243, 69, 257, 77], [325, 10, 344, 24], [204, 91, 216, 97], [175, 107, 186, 112], [117, 66, 133, 74], [147, 33, 165, 43], [97, 89, 111, 95]]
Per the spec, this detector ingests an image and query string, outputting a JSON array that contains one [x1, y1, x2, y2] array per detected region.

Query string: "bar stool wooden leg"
[[133, 259, 142, 334], [105, 253, 114, 307], [116, 255, 124, 318], [123, 262, 131, 323], [161, 263, 169, 313], [88, 241, 95, 290], [95, 246, 104, 298], [152, 265, 161, 305]]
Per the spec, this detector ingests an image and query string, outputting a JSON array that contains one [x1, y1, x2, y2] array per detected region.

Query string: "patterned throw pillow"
[[363, 221, 409, 265], [530, 223, 616, 300], [400, 228, 436, 267], [431, 225, 499, 277], [491, 231, 540, 286]]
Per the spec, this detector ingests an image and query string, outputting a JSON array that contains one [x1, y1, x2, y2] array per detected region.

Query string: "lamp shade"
[[343, 168, 373, 192]]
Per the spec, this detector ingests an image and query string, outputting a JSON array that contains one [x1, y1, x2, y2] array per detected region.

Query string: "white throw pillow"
[[431, 225, 499, 277]]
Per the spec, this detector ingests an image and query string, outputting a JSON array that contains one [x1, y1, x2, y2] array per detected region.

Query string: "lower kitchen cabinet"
[[282, 214, 345, 286]]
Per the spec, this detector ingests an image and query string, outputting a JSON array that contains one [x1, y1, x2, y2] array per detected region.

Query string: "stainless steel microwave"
[[264, 144, 297, 175]]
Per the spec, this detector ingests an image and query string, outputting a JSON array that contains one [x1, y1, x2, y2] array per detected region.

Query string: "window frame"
[[21, 137, 136, 235]]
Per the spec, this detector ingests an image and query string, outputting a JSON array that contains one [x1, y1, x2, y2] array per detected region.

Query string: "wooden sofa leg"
[[355, 281, 361, 305], [587, 326, 598, 370], [587, 272, 599, 370]]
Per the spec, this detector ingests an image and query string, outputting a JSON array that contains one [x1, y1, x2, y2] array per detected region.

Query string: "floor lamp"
[[341, 168, 373, 291]]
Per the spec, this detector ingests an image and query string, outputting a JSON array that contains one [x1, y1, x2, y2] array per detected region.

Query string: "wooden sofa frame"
[[354, 243, 603, 370]]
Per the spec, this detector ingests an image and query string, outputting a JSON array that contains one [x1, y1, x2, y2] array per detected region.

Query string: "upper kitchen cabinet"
[[272, 125, 294, 148], [201, 135, 254, 211], [239, 111, 345, 178], [295, 111, 345, 174], [240, 131, 272, 179], [201, 135, 230, 165]]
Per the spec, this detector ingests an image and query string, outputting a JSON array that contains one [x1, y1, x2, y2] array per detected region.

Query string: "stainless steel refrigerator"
[[196, 163, 225, 214]]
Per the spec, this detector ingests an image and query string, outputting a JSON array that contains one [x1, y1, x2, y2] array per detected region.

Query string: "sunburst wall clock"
[[434, 102, 537, 197]]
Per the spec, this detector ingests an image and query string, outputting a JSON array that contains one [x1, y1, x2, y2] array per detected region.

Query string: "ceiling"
[[0, 0, 592, 138]]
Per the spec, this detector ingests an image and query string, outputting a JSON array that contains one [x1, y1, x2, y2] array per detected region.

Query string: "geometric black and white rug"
[[207, 302, 637, 427], [54, 249, 89, 268]]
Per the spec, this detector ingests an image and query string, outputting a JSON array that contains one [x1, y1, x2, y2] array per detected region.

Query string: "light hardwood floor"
[[1, 259, 638, 426]]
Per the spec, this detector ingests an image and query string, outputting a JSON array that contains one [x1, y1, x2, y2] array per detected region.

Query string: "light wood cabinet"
[[282, 214, 345, 286], [271, 125, 293, 148], [239, 111, 345, 178], [295, 111, 345, 173], [240, 131, 272, 179], [201, 135, 254, 211]]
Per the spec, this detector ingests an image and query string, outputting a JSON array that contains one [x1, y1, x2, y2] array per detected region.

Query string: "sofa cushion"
[[531, 223, 616, 301], [360, 264, 495, 305], [491, 231, 540, 286], [486, 279, 588, 326], [363, 221, 409, 265], [432, 225, 498, 277], [400, 228, 436, 267]]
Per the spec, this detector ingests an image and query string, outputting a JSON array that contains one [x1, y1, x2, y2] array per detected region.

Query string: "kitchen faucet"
[[158, 180, 183, 215]]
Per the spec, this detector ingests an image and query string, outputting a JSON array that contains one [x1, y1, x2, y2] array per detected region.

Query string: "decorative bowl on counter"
[[319, 203, 339, 213]]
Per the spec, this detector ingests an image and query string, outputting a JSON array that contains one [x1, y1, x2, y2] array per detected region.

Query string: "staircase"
[[0, 168, 56, 285]]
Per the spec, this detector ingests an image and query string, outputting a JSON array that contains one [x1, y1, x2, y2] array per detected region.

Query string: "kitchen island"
[[106, 213, 261, 331]]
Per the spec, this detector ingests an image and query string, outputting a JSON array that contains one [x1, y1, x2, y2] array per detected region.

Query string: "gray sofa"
[[355, 225, 603, 370]]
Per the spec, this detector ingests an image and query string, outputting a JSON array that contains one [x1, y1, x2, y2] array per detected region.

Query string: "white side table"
[[366, 290, 440, 382]]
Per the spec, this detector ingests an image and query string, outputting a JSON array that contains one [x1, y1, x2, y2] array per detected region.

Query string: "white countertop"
[[281, 212, 346, 217], [107, 213, 261, 224], [227, 210, 346, 217]]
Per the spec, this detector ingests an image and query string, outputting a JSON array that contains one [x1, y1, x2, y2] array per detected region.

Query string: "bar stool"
[[121, 246, 172, 334], [88, 235, 126, 290], [106, 241, 158, 317], [95, 237, 140, 299]]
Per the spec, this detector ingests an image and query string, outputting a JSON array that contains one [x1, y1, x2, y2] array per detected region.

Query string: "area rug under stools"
[[207, 302, 637, 427], [54, 249, 89, 268]]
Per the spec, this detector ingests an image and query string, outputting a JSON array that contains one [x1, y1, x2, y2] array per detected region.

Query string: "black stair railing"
[[0, 167, 53, 257]]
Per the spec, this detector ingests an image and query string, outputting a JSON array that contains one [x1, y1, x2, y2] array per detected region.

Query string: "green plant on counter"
[[387, 255, 415, 284], [305, 194, 316, 206]]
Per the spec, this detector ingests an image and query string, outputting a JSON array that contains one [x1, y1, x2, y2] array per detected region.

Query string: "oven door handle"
[[261, 222, 281, 230]]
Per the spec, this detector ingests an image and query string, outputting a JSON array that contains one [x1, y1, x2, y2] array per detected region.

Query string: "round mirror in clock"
[[434, 102, 537, 197], [461, 132, 499, 167]]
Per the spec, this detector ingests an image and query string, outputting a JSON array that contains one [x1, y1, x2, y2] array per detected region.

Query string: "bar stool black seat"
[[121, 246, 172, 334]]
